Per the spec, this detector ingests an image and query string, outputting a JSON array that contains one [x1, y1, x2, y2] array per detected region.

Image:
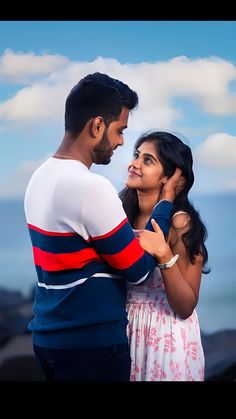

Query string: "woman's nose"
[[131, 156, 141, 167]]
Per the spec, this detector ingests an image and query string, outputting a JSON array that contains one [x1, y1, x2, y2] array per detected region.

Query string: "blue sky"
[[1, 20, 236, 198]]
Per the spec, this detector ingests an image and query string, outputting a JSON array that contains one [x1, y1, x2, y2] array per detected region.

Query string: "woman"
[[119, 131, 209, 381]]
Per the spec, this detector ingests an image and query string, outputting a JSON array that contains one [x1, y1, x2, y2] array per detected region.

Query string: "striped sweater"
[[24, 157, 173, 349]]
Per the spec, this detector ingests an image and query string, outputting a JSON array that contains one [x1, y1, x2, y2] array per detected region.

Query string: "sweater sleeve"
[[82, 175, 173, 285]]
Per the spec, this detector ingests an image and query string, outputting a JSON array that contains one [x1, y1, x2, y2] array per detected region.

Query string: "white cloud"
[[157, 56, 236, 115], [194, 133, 236, 169], [0, 83, 67, 121], [1, 54, 236, 126], [1, 53, 236, 198], [0, 49, 70, 83]]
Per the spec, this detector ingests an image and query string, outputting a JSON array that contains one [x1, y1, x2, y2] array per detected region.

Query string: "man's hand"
[[136, 219, 172, 261]]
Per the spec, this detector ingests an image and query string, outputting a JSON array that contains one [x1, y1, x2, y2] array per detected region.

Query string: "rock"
[[0, 335, 44, 380], [202, 329, 236, 381], [0, 355, 45, 381], [0, 288, 25, 309], [0, 290, 33, 346]]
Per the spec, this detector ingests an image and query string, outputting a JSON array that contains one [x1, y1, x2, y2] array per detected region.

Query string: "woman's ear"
[[161, 176, 168, 185]]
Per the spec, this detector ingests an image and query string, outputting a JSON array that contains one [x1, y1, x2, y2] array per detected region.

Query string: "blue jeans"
[[33, 343, 131, 381]]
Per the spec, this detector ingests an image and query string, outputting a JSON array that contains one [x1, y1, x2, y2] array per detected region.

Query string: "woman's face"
[[125, 141, 167, 191]]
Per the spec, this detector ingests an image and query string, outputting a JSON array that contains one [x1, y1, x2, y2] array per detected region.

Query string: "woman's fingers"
[[151, 218, 161, 233]]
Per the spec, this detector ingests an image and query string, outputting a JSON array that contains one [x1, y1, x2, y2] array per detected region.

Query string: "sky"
[[0, 20, 236, 199]]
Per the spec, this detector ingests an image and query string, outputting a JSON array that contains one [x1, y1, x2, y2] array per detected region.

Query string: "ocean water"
[[0, 194, 235, 334]]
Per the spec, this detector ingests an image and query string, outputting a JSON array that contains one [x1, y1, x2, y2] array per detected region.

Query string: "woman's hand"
[[161, 168, 186, 202], [136, 219, 172, 261]]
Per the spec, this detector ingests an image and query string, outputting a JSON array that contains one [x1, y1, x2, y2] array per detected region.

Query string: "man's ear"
[[90, 116, 105, 138]]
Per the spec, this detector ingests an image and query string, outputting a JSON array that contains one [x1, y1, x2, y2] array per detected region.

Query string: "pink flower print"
[[159, 297, 166, 308], [153, 337, 162, 352], [169, 360, 182, 381], [130, 373, 136, 381], [171, 312, 177, 324], [134, 305, 141, 319], [130, 359, 136, 381], [185, 360, 192, 381], [164, 333, 176, 353], [185, 316, 194, 333], [159, 281, 165, 290], [135, 365, 141, 374], [147, 326, 157, 345], [147, 277, 156, 290], [157, 274, 165, 289], [147, 330, 162, 351], [155, 305, 166, 324], [148, 302, 157, 312], [147, 328, 162, 351], [143, 324, 149, 344], [143, 292, 151, 303], [187, 341, 199, 360], [135, 328, 142, 347], [180, 327, 186, 351], [157, 300, 171, 320], [150, 360, 167, 381]]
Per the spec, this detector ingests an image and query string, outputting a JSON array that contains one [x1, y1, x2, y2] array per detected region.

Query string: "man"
[[24, 72, 179, 381]]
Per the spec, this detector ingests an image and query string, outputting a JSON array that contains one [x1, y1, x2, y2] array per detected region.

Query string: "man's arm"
[[83, 176, 173, 285]]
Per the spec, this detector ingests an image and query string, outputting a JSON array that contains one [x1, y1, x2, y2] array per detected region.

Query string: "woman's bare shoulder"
[[172, 211, 190, 229]]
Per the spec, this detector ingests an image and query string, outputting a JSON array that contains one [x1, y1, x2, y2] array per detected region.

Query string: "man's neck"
[[55, 134, 92, 168]]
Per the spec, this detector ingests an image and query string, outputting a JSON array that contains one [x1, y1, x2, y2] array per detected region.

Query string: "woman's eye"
[[144, 157, 152, 164]]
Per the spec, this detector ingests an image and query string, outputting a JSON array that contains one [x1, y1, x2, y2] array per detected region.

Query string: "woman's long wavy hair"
[[119, 131, 210, 274]]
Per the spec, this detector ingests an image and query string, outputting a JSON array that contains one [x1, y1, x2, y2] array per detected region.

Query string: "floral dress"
[[126, 266, 205, 381]]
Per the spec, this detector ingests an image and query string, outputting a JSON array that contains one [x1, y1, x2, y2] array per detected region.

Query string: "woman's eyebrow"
[[142, 152, 158, 162]]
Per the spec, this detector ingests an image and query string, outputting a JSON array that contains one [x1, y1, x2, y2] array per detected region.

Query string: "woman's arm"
[[136, 215, 203, 319]]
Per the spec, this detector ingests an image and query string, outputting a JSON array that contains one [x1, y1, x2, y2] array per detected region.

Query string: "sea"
[[0, 193, 235, 334]]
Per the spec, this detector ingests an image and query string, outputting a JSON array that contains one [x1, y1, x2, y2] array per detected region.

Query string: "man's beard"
[[93, 128, 114, 165]]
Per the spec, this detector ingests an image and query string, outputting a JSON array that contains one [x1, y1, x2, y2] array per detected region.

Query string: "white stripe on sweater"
[[37, 272, 122, 290]]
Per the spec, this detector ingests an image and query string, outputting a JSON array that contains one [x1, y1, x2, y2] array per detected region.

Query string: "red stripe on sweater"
[[102, 238, 144, 269], [33, 246, 102, 271], [92, 218, 128, 240], [28, 224, 77, 237]]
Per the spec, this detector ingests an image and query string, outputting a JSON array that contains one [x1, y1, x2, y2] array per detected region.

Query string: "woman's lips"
[[128, 170, 141, 177]]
